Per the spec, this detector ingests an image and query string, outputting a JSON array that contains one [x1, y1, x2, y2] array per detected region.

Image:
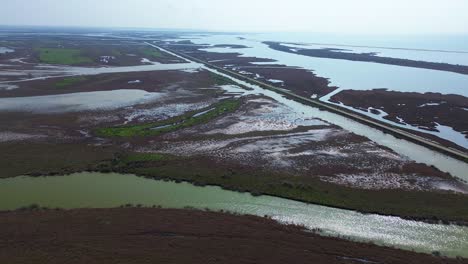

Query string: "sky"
[[1, 0, 468, 34]]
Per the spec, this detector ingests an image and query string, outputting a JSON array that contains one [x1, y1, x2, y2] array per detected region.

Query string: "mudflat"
[[0, 208, 464, 264]]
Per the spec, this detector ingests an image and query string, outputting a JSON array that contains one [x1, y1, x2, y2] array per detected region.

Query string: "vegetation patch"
[[211, 73, 237, 86], [95, 99, 241, 137], [55, 76, 88, 88], [110, 156, 468, 225], [36, 48, 93, 65], [121, 153, 175, 164], [139, 47, 166, 59]]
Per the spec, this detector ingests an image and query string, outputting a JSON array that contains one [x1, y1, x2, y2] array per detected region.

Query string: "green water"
[[1, 172, 467, 257]]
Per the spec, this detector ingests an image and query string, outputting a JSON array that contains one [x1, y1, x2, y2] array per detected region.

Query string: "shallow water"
[[248, 32, 468, 65], [0, 89, 163, 113], [0, 59, 201, 84], [148, 45, 468, 182], [200, 66, 468, 183], [169, 34, 468, 149], [321, 89, 468, 149], [66, 61, 201, 75], [279, 41, 468, 66], [185, 34, 468, 96], [0, 172, 467, 257], [0, 47, 14, 54]]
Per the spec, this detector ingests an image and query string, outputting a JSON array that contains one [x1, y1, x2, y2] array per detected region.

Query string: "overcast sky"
[[1, 0, 468, 34]]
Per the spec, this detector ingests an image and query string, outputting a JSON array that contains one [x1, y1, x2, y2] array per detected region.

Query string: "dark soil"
[[0, 208, 464, 264], [165, 42, 337, 98], [0, 36, 185, 67], [112, 154, 468, 225], [330, 89, 468, 141], [0, 70, 220, 98]]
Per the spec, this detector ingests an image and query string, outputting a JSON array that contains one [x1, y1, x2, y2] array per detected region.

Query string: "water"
[[197, 65, 468, 183], [0, 47, 14, 54], [65, 61, 201, 75], [252, 32, 468, 65], [183, 34, 468, 96], [0, 60, 202, 84], [280, 42, 468, 66], [151, 44, 468, 182], [0, 89, 163, 113], [192, 107, 215, 117], [321, 88, 468, 149], [168, 34, 468, 148], [252, 33, 468, 52], [0, 172, 467, 257]]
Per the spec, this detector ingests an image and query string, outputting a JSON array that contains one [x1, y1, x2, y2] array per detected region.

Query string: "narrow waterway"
[[1, 172, 467, 258], [172, 34, 468, 149], [150, 43, 468, 183]]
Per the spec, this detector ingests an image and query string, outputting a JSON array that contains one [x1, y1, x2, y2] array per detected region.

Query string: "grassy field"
[[95, 99, 241, 137], [36, 48, 93, 65], [140, 47, 166, 59], [111, 153, 468, 224], [0, 142, 116, 179], [54, 76, 88, 88], [211, 73, 239, 86]]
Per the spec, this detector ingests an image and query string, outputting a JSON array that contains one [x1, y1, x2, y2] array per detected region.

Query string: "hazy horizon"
[[1, 0, 468, 35]]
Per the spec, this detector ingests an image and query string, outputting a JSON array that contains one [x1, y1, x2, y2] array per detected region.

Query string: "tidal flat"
[[1, 32, 468, 261]]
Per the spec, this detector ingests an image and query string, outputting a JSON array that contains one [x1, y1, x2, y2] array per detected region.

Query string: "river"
[[0, 172, 467, 258]]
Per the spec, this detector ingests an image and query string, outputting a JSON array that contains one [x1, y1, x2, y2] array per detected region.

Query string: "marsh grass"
[[36, 47, 93, 65], [55, 76, 88, 88], [96, 99, 241, 137]]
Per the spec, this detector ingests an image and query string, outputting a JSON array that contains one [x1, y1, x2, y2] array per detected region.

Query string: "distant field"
[[140, 47, 166, 59], [55, 76, 88, 88], [36, 48, 93, 65]]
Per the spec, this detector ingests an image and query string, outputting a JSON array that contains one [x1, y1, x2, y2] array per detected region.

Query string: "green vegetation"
[[140, 47, 166, 59], [96, 99, 241, 137], [211, 73, 237, 86], [111, 49, 123, 57], [36, 48, 93, 65], [0, 142, 116, 179], [121, 153, 174, 164], [55, 76, 88, 88], [2, 141, 468, 223], [111, 155, 468, 224]]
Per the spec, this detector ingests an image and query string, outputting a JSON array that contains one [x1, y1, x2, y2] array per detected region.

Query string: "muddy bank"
[[0, 70, 215, 98], [164, 41, 337, 98], [231, 65, 336, 98], [1, 35, 467, 225], [1, 87, 468, 223], [0, 142, 117, 179], [330, 89, 468, 148], [0, 208, 464, 264]]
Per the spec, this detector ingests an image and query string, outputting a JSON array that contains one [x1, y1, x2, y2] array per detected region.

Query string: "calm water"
[[0, 47, 14, 54], [0, 60, 201, 84], [0, 89, 163, 113], [198, 66, 468, 183], [280, 42, 468, 66], [253, 32, 468, 65], [186, 34, 468, 96], [0, 172, 467, 257], [171, 34, 468, 148]]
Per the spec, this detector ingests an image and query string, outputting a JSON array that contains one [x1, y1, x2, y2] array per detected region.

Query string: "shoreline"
[[13, 169, 468, 227], [1, 207, 465, 263], [159, 43, 468, 162]]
